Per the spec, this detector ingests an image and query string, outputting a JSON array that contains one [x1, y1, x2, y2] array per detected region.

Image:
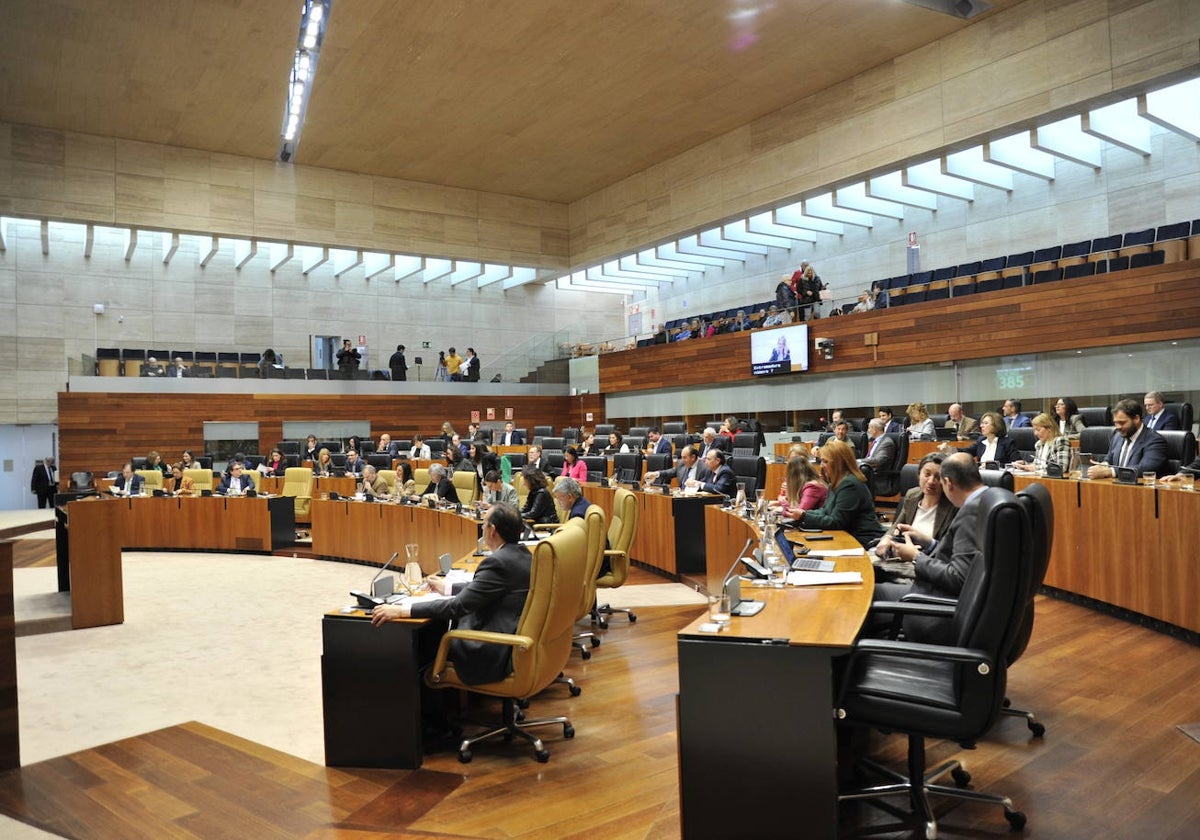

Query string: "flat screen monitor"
[[750, 324, 809, 377]]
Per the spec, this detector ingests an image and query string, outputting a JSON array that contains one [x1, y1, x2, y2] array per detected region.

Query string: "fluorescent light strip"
[[279, 1, 331, 162]]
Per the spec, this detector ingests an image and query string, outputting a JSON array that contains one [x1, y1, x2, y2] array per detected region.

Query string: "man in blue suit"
[[646, 427, 672, 456], [111, 463, 144, 496], [499, 422, 524, 447], [878, 407, 904, 436], [687, 450, 737, 497], [1003, 399, 1031, 429], [1143, 391, 1181, 431], [1087, 398, 1168, 479]]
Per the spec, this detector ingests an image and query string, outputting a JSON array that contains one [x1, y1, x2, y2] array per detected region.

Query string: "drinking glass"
[[404, 544, 421, 584], [1180, 473, 1195, 491], [767, 556, 789, 588], [707, 592, 731, 628], [1142, 471, 1157, 487]]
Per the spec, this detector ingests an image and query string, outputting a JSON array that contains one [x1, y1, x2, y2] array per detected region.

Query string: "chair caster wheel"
[[598, 618, 609, 629], [535, 749, 550, 763], [568, 684, 582, 697], [628, 612, 637, 623], [458, 749, 472, 764], [516, 698, 530, 709], [1029, 721, 1045, 737], [590, 637, 601, 647], [563, 723, 575, 739], [951, 767, 971, 787], [1006, 809, 1026, 830], [581, 648, 591, 661]]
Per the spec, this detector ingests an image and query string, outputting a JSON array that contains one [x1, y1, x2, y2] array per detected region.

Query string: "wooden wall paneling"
[[599, 260, 1200, 394], [57, 392, 575, 485]]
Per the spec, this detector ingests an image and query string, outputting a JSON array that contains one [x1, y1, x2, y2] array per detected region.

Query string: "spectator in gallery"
[[336, 340, 361, 376], [388, 344, 408, 381]]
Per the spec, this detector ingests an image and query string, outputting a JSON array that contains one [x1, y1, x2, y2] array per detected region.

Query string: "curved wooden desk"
[[309, 499, 479, 575], [64, 495, 294, 629], [678, 507, 874, 839], [581, 484, 724, 576], [1014, 474, 1200, 633]]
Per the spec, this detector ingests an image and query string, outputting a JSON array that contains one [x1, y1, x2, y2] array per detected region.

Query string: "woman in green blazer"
[[792, 439, 884, 547]]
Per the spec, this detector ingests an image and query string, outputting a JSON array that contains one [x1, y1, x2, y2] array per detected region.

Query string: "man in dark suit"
[[646, 427, 672, 456], [874, 453, 988, 644], [644, 445, 707, 487], [216, 461, 255, 495], [370, 503, 532, 685], [388, 344, 408, 381], [111, 463, 145, 496], [343, 449, 367, 477], [1143, 391, 1181, 431], [859, 419, 896, 470], [878, 407, 904, 435], [140, 356, 164, 377], [165, 356, 190, 378], [499, 422, 524, 447], [461, 348, 480, 382], [1003, 399, 1031, 429], [1087, 398, 1168, 478], [687, 450, 737, 497], [698, 428, 730, 458], [30, 456, 57, 508]]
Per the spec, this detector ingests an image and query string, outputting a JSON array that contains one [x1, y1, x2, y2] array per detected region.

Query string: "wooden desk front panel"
[[1016, 477, 1200, 633], [65, 499, 123, 628], [581, 485, 679, 576], [311, 500, 477, 575], [114, 496, 273, 553]]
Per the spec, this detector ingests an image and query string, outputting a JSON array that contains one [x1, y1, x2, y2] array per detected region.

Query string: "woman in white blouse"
[[1014, 413, 1073, 474], [905, 401, 935, 440], [408, 433, 432, 460], [964, 411, 1020, 465]]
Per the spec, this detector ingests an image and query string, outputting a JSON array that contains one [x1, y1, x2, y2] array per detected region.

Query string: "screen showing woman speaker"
[[750, 324, 809, 376]]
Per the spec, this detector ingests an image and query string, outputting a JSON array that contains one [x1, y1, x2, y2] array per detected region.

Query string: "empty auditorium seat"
[[1062, 262, 1096, 279]]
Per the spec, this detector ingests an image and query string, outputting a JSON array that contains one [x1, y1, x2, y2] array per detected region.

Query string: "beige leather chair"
[[426, 521, 588, 763], [452, 469, 477, 505], [511, 471, 528, 506], [567, 505, 607, 662], [282, 467, 313, 520], [413, 467, 430, 489], [594, 487, 640, 627], [183, 468, 213, 494], [378, 469, 396, 493], [135, 469, 163, 492]]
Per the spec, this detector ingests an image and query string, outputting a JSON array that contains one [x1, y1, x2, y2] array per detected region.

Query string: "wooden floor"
[[2, 582, 1200, 838]]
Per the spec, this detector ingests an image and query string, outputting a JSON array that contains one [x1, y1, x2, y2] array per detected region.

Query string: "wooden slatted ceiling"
[[599, 259, 1200, 393]]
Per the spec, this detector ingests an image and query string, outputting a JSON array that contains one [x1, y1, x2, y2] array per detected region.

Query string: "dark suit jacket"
[[1105, 427, 1168, 476], [968, 436, 1020, 465], [462, 355, 480, 382], [31, 463, 56, 496], [388, 351, 407, 380], [113, 474, 144, 494], [1007, 414, 1031, 428], [500, 430, 524, 446], [1145, 411, 1180, 431], [422, 477, 460, 503], [521, 486, 557, 524], [664, 460, 709, 487], [217, 473, 255, 494], [410, 541, 532, 685], [901, 488, 986, 643], [699, 464, 737, 497], [860, 434, 896, 469], [882, 419, 904, 435], [699, 439, 730, 458], [651, 437, 672, 455]]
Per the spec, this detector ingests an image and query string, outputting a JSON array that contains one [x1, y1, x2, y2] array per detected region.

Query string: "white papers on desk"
[[787, 570, 864, 586], [444, 569, 474, 585], [808, 548, 866, 558]]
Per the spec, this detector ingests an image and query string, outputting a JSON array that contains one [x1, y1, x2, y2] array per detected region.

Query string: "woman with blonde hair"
[[793, 440, 884, 546], [1014, 413, 1073, 474], [771, 455, 827, 522], [313, 448, 333, 477], [905, 402, 935, 439]]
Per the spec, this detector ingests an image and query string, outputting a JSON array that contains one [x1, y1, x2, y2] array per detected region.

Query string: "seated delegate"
[[216, 461, 255, 495], [788, 440, 884, 547], [110, 463, 144, 496], [1086, 398, 1168, 479], [519, 467, 558, 525], [685, 450, 737, 497], [770, 455, 827, 522], [411, 463, 460, 505], [1013, 413, 1072, 474], [871, 453, 956, 579], [964, 412, 1019, 465]]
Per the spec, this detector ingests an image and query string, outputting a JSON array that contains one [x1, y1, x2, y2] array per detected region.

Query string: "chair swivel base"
[[572, 628, 601, 660], [593, 603, 637, 629], [455, 696, 575, 764], [553, 671, 582, 696], [1002, 700, 1046, 737], [839, 735, 1026, 839]]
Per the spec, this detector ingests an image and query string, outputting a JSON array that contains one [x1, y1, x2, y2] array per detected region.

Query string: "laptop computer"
[[775, 528, 835, 572]]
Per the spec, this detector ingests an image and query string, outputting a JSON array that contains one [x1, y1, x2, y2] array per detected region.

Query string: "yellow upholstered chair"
[[566, 505, 607, 662], [135, 469, 163, 492], [452, 469, 477, 505], [426, 521, 588, 763], [511, 471, 528, 506], [183, 468, 213, 494], [413, 467, 430, 490], [282, 467, 313, 520], [378, 469, 396, 493], [594, 487, 640, 627]]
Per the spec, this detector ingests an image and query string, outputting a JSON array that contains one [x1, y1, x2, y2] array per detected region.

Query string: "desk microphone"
[[350, 551, 400, 609]]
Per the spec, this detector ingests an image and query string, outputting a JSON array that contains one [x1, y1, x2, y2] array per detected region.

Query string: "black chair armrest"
[[899, 592, 958, 607]]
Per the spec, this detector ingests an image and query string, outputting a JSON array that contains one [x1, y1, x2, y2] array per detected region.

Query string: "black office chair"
[[896, 463, 920, 498], [729, 455, 765, 496], [645, 453, 673, 475], [870, 433, 908, 498], [1157, 430, 1197, 475], [1078, 427, 1115, 462], [318, 440, 342, 454], [1077, 406, 1111, 428], [732, 432, 759, 456], [544, 452, 565, 476], [426, 438, 447, 457], [627, 426, 649, 438], [1164, 401, 1193, 432], [541, 437, 565, 453], [837, 489, 1032, 837], [505, 452, 527, 470], [533, 425, 554, 439], [611, 453, 643, 484], [978, 469, 1015, 491], [662, 421, 686, 436], [1008, 426, 1036, 458], [367, 453, 390, 470], [593, 423, 616, 437]]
